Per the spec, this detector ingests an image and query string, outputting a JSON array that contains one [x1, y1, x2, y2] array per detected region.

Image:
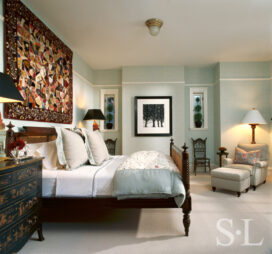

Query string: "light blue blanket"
[[113, 168, 186, 207]]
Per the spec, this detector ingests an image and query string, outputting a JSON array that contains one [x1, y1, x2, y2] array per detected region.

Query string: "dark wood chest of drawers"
[[0, 158, 44, 254]]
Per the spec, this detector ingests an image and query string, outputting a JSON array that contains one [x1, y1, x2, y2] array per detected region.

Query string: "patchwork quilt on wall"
[[4, 0, 73, 124]]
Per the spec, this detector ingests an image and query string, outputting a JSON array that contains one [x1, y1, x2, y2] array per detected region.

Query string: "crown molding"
[[73, 71, 95, 88], [220, 77, 271, 81], [185, 83, 214, 87], [122, 81, 185, 85], [95, 84, 122, 87], [74, 71, 122, 88]]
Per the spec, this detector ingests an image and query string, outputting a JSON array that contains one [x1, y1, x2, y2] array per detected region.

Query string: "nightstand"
[[0, 158, 44, 254]]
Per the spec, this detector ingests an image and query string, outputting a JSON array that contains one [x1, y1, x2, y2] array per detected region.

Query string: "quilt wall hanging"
[[4, 0, 73, 124]]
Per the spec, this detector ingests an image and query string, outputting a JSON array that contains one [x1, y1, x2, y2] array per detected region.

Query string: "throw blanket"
[[113, 151, 185, 207]]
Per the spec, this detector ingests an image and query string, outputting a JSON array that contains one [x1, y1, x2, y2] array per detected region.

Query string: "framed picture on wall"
[[135, 96, 172, 136], [100, 89, 118, 132], [189, 87, 208, 130]]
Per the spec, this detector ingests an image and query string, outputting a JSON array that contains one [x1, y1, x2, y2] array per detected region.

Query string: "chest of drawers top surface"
[[0, 158, 43, 173]]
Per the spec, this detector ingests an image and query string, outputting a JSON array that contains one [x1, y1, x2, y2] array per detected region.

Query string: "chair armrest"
[[223, 158, 233, 166], [255, 161, 268, 168]]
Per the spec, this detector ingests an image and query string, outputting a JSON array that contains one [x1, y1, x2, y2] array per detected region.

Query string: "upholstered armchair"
[[223, 144, 268, 190]]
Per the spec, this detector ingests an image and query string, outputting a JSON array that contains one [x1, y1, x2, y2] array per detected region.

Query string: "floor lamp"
[[241, 108, 267, 144]]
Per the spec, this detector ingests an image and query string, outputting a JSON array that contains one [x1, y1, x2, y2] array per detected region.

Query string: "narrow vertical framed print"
[[100, 89, 118, 132]]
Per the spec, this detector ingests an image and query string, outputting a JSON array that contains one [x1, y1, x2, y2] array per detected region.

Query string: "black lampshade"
[[83, 109, 105, 120], [0, 73, 24, 103]]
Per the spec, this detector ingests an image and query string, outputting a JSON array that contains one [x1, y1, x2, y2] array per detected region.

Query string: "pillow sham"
[[234, 147, 261, 165], [82, 129, 110, 165], [27, 140, 58, 170], [55, 127, 89, 170]]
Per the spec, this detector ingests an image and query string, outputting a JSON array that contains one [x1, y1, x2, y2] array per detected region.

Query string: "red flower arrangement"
[[8, 139, 26, 151]]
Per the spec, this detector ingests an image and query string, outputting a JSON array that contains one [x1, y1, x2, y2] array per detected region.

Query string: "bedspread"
[[113, 151, 185, 207]]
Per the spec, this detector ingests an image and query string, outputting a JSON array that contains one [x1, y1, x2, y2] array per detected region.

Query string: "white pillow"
[[55, 127, 89, 170], [82, 129, 109, 165], [27, 140, 58, 170]]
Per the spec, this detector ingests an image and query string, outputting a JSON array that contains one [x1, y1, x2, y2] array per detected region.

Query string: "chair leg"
[[212, 187, 216, 192], [194, 162, 197, 176], [208, 161, 211, 173]]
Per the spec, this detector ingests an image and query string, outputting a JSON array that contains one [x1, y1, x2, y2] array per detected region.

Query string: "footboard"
[[170, 138, 192, 236]]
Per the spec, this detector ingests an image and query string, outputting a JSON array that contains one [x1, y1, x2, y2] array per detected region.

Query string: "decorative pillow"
[[55, 127, 89, 170], [82, 129, 110, 165], [27, 141, 58, 170], [234, 147, 261, 165]]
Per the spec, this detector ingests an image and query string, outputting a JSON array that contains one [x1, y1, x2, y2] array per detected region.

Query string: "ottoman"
[[211, 167, 250, 197]]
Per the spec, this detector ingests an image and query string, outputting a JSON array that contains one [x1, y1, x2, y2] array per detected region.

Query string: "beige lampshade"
[[241, 108, 267, 125]]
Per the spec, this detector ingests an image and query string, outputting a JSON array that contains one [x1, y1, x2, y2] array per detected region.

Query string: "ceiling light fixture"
[[145, 18, 163, 36]]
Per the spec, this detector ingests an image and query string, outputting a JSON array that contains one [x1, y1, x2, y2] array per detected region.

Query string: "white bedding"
[[42, 156, 126, 197]]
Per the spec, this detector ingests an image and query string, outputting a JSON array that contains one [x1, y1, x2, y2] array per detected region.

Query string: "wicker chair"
[[105, 138, 117, 155], [192, 138, 211, 175]]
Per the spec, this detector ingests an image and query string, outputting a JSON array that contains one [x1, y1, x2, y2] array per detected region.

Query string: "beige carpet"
[[19, 171, 272, 254]]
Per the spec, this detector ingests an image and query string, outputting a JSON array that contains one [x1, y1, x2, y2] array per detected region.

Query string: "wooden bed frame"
[[6, 126, 192, 236]]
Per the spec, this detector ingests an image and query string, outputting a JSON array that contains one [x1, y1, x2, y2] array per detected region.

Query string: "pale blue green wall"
[[185, 66, 215, 166], [93, 69, 122, 154], [184, 66, 214, 84], [123, 66, 184, 83], [213, 64, 221, 165], [122, 66, 185, 155], [94, 69, 122, 86], [219, 62, 271, 164]]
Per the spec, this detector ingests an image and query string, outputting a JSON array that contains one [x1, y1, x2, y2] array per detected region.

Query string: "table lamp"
[[83, 109, 105, 131], [241, 108, 267, 144], [0, 72, 24, 157]]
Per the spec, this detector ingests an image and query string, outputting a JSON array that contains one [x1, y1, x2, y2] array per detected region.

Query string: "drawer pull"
[[27, 219, 33, 225], [28, 216, 38, 226]]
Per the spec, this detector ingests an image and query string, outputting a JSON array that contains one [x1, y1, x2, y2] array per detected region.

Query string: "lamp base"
[[249, 124, 257, 144], [93, 120, 99, 131]]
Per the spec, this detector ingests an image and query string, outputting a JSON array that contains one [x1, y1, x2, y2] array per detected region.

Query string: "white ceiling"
[[24, 0, 272, 70]]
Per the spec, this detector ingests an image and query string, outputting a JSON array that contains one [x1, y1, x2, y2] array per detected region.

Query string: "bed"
[[6, 126, 192, 236]]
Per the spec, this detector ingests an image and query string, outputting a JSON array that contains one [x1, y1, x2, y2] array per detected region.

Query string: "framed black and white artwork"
[[134, 96, 172, 136]]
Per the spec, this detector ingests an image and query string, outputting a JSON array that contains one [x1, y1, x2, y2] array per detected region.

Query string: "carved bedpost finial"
[[182, 143, 188, 153], [7, 122, 14, 130], [170, 137, 174, 157]]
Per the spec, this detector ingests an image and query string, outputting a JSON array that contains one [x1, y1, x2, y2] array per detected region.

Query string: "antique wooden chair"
[[192, 138, 211, 175], [105, 138, 117, 155]]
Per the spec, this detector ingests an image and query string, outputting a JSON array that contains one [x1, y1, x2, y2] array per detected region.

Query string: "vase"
[[11, 148, 20, 163], [195, 121, 202, 128]]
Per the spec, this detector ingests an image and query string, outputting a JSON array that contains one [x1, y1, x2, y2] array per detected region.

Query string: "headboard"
[[15, 127, 57, 143]]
